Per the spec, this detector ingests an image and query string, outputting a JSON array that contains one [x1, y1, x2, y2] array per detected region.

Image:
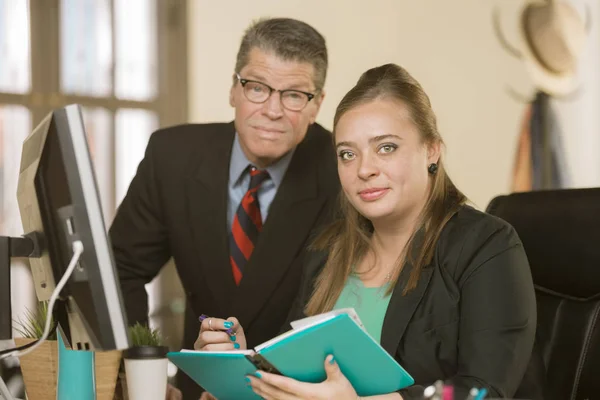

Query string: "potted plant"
[[14, 301, 58, 400], [13, 301, 122, 400], [122, 323, 169, 400]]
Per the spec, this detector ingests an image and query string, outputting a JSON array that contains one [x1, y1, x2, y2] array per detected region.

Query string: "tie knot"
[[248, 166, 269, 189]]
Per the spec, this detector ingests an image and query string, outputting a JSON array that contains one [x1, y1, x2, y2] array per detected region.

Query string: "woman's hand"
[[199, 391, 218, 400], [194, 315, 247, 351], [247, 355, 357, 400]]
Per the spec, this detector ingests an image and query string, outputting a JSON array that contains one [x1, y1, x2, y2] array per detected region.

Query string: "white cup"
[[123, 346, 169, 400]]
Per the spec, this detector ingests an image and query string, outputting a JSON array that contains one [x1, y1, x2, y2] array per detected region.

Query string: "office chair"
[[486, 188, 600, 400]]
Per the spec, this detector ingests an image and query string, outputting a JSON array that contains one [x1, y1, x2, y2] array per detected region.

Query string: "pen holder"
[[123, 345, 169, 400]]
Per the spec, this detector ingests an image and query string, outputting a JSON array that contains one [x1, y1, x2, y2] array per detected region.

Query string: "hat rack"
[[492, 1, 592, 102]]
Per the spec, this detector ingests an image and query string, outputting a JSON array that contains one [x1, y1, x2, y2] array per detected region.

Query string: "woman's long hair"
[[305, 64, 466, 316]]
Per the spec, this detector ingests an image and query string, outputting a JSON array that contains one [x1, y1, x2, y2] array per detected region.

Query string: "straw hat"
[[518, 0, 587, 96]]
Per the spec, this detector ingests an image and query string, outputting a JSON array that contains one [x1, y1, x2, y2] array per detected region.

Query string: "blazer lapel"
[[229, 140, 325, 325], [186, 124, 236, 309], [380, 233, 434, 355]]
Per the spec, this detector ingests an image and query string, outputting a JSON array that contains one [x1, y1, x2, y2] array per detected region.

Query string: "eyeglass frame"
[[235, 73, 318, 111]]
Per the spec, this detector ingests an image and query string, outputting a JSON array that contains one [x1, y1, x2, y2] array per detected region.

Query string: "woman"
[[195, 63, 539, 400]]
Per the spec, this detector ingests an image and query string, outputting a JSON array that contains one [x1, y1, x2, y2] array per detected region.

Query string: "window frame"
[[0, 0, 188, 217]]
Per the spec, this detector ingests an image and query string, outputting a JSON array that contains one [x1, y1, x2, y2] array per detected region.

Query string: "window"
[[0, 0, 188, 340]]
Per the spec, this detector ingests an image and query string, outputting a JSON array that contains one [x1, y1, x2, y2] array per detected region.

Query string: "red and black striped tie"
[[230, 167, 269, 285]]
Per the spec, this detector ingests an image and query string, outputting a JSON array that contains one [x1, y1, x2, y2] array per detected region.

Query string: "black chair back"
[[486, 188, 600, 400]]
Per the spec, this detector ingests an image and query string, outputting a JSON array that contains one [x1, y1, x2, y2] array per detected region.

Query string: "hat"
[[518, 0, 587, 96]]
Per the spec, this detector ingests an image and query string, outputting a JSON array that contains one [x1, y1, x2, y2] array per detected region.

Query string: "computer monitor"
[[12, 104, 130, 351]]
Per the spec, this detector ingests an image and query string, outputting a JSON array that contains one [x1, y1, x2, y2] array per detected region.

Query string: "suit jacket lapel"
[[380, 233, 434, 355], [186, 123, 236, 309], [229, 137, 325, 325]]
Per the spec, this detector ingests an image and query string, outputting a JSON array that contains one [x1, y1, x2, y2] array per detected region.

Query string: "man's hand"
[[199, 392, 218, 400]]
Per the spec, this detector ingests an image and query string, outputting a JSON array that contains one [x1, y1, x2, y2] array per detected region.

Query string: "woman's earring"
[[428, 163, 438, 175]]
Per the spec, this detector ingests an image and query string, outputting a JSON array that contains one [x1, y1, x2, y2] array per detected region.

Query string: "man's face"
[[230, 47, 324, 168]]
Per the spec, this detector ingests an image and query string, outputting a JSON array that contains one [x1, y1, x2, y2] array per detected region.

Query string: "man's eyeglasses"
[[236, 73, 316, 111]]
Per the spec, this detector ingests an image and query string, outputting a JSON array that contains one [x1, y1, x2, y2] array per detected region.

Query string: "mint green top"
[[333, 275, 393, 343]]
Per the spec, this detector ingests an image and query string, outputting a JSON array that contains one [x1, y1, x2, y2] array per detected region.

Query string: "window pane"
[[82, 107, 113, 224], [0, 105, 36, 336], [0, 0, 31, 93], [115, 109, 157, 206], [60, 0, 112, 96], [114, 0, 157, 100]]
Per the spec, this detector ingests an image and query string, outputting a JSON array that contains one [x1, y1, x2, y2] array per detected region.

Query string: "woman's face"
[[335, 99, 439, 224]]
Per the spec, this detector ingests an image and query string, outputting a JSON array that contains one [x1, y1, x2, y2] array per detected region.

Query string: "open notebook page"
[[254, 308, 365, 353]]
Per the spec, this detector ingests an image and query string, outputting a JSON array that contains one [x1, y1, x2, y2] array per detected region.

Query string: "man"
[[109, 17, 339, 399]]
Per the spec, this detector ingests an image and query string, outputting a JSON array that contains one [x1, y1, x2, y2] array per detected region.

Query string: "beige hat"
[[494, 0, 589, 96], [520, 0, 587, 95]]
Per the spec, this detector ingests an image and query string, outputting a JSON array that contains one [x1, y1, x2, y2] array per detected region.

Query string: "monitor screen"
[[16, 104, 129, 351]]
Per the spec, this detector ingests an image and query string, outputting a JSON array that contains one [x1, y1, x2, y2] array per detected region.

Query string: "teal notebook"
[[167, 308, 414, 400]]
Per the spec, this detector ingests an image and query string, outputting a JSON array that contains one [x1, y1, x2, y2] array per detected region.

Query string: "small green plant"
[[13, 301, 57, 340], [129, 322, 163, 347]]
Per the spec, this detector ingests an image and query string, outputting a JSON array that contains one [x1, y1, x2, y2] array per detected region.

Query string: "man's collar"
[[229, 133, 295, 188]]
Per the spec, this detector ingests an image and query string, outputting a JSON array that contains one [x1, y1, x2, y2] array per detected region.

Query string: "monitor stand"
[[0, 233, 43, 341], [0, 374, 22, 400], [0, 233, 43, 400], [0, 333, 17, 399]]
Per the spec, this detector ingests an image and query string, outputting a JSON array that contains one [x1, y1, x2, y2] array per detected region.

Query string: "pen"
[[423, 385, 436, 399], [199, 314, 235, 335], [423, 380, 443, 400], [473, 387, 488, 400], [442, 384, 453, 400], [434, 380, 444, 400], [465, 388, 478, 400]]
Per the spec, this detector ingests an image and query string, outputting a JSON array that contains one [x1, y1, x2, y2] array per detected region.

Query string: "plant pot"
[[94, 349, 123, 400], [123, 346, 169, 400], [14, 338, 58, 400]]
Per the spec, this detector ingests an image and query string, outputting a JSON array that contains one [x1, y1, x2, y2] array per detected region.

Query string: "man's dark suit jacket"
[[285, 205, 544, 400], [109, 122, 340, 399]]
